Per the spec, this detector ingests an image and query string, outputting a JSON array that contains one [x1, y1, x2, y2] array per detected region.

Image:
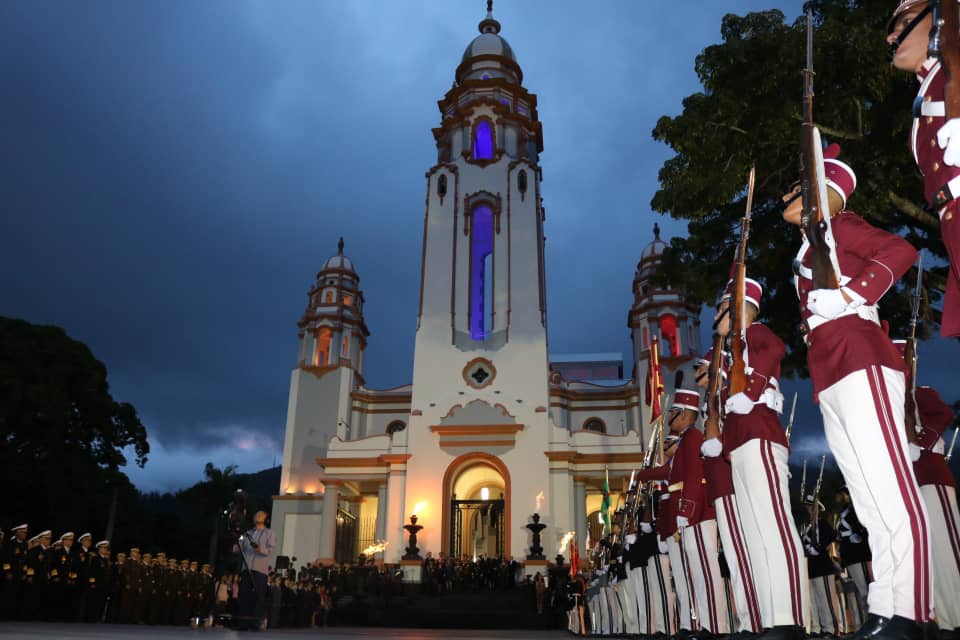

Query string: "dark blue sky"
[[3, 1, 956, 492]]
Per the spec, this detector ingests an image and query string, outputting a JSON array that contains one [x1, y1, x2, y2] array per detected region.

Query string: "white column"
[[574, 479, 587, 556], [318, 481, 341, 563], [375, 482, 388, 541]]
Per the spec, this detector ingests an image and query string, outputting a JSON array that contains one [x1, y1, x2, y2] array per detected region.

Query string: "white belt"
[[806, 304, 880, 332], [759, 388, 784, 415], [918, 100, 945, 117]]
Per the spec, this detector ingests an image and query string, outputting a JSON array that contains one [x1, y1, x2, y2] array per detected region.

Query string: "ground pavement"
[[0, 623, 571, 639]]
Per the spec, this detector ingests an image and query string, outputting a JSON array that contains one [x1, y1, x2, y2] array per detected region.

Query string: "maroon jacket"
[[793, 211, 917, 396], [636, 425, 713, 534], [913, 385, 956, 488], [911, 59, 960, 337], [722, 323, 789, 452], [703, 455, 735, 503]]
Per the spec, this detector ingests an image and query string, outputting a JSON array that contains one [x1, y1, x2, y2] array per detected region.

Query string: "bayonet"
[[785, 391, 798, 441]]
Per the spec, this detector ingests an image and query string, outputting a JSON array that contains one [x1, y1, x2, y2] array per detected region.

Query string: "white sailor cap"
[[37, 530, 52, 538], [96, 540, 110, 549], [60, 532, 75, 541], [11, 524, 28, 533], [78, 532, 92, 541]]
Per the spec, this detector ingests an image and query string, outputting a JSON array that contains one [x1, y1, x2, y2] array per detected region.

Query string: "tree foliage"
[[0, 316, 150, 532], [651, 1, 945, 376]]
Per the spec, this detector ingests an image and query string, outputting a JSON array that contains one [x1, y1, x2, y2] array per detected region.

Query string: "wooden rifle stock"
[[938, 0, 960, 120], [703, 333, 725, 442], [728, 167, 755, 395], [800, 11, 840, 291]]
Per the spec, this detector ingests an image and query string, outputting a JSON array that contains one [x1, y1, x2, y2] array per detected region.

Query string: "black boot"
[[844, 615, 894, 640], [872, 616, 925, 640], [758, 626, 805, 640]]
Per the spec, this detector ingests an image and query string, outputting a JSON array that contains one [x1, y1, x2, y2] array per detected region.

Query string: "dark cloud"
[[3, 1, 956, 490]]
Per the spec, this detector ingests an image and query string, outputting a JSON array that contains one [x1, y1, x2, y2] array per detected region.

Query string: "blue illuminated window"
[[470, 205, 494, 339], [473, 120, 494, 160]]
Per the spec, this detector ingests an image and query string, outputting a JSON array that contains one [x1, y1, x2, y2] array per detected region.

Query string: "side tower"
[[272, 239, 369, 564], [629, 224, 702, 422], [390, 3, 554, 562]]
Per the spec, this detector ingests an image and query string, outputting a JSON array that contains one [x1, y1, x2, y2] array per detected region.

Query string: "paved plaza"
[[0, 623, 571, 639]]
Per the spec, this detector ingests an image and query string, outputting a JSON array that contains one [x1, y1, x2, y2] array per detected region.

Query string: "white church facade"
[[271, 5, 702, 569]]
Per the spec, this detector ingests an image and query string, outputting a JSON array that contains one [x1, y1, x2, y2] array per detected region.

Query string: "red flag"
[[569, 534, 579, 578], [645, 337, 664, 424]]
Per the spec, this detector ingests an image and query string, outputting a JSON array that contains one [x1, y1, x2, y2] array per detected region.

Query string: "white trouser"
[[617, 572, 639, 634], [629, 564, 649, 634], [731, 439, 809, 627], [605, 585, 621, 634], [647, 552, 676, 635], [716, 493, 763, 632], [819, 366, 933, 621], [596, 585, 610, 635], [921, 483, 960, 628], [845, 562, 870, 628], [668, 535, 695, 630], [810, 574, 843, 635], [682, 519, 730, 634], [588, 591, 601, 634]]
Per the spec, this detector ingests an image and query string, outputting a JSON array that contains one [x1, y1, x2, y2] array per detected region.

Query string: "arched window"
[[324, 291, 334, 303], [583, 418, 606, 433], [473, 120, 494, 160], [470, 204, 494, 340], [386, 421, 406, 435], [341, 334, 350, 360], [315, 328, 332, 366], [343, 295, 353, 307]]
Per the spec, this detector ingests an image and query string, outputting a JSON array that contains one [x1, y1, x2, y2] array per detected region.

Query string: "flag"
[[645, 337, 664, 424], [601, 467, 611, 534], [569, 534, 579, 578]]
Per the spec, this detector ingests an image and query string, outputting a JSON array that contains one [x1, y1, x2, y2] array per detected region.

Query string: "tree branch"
[[887, 191, 940, 231], [707, 121, 748, 135]]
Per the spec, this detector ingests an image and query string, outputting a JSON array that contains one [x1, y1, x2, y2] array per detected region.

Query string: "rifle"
[[812, 454, 827, 529], [947, 426, 959, 462], [929, 0, 960, 120], [800, 459, 808, 504], [728, 167, 756, 395], [785, 391, 798, 441], [903, 258, 924, 445], [703, 333, 726, 443], [800, 10, 841, 291]]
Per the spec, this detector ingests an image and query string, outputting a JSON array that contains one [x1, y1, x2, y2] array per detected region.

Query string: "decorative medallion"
[[462, 357, 497, 389]]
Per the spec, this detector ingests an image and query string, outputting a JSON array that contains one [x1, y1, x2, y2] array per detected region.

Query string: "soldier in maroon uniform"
[[897, 363, 960, 634], [782, 148, 930, 638], [712, 278, 807, 640], [635, 389, 727, 638], [695, 351, 763, 635], [887, 0, 960, 337]]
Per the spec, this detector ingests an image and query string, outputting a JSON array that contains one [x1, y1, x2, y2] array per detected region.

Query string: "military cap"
[[60, 532, 75, 541], [11, 524, 28, 533], [78, 532, 92, 541], [96, 540, 110, 548], [37, 530, 52, 539], [888, 0, 928, 34]]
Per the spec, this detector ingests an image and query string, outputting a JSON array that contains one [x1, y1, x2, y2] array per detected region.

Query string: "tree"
[[650, 1, 945, 376], [180, 462, 238, 565], [0, 316, 149, 530]]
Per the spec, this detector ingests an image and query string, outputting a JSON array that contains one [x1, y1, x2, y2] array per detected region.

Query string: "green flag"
[[600, 467, 611, 534]]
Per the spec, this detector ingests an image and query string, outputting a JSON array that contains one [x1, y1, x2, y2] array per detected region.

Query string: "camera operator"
[[238, 511, 274, 626]]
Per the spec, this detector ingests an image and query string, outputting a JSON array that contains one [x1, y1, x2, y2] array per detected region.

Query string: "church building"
[[271, 4, 702, 569]]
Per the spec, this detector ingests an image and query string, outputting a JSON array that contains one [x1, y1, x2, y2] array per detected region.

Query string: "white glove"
[[938, 117, 960, 167], [807, 288, 850, 319], [640, 523, 653, 534], [850, 533, 863, 544], [909, 443, 923, 462], [701, 437, 723, 457], [805, 545, 820, 557], [658, 539, 668, 554], [724, 392, 754, 415], [676, 516, 689, 529], [625, 534, 637, 545]]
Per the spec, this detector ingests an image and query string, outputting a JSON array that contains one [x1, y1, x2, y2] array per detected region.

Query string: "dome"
[[456, 2, 521, 85], [639, 224, 667, 262], [462, 32, 516, 64], [320, 238, 357, 275]]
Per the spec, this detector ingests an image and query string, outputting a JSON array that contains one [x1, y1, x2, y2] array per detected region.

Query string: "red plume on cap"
[[822, 143, 856, 206]]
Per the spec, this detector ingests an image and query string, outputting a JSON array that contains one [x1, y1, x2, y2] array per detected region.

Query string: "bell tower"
[[629, 224, 702, 423]]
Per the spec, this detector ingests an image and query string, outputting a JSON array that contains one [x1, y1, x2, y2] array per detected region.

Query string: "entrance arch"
[[441, 452, 512, 558]]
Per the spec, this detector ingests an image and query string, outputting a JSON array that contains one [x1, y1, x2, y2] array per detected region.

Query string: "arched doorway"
[[441, 453, 511, 560]]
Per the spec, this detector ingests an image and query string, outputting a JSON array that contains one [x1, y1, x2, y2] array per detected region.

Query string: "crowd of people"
[[0, 527, 214, 626]]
